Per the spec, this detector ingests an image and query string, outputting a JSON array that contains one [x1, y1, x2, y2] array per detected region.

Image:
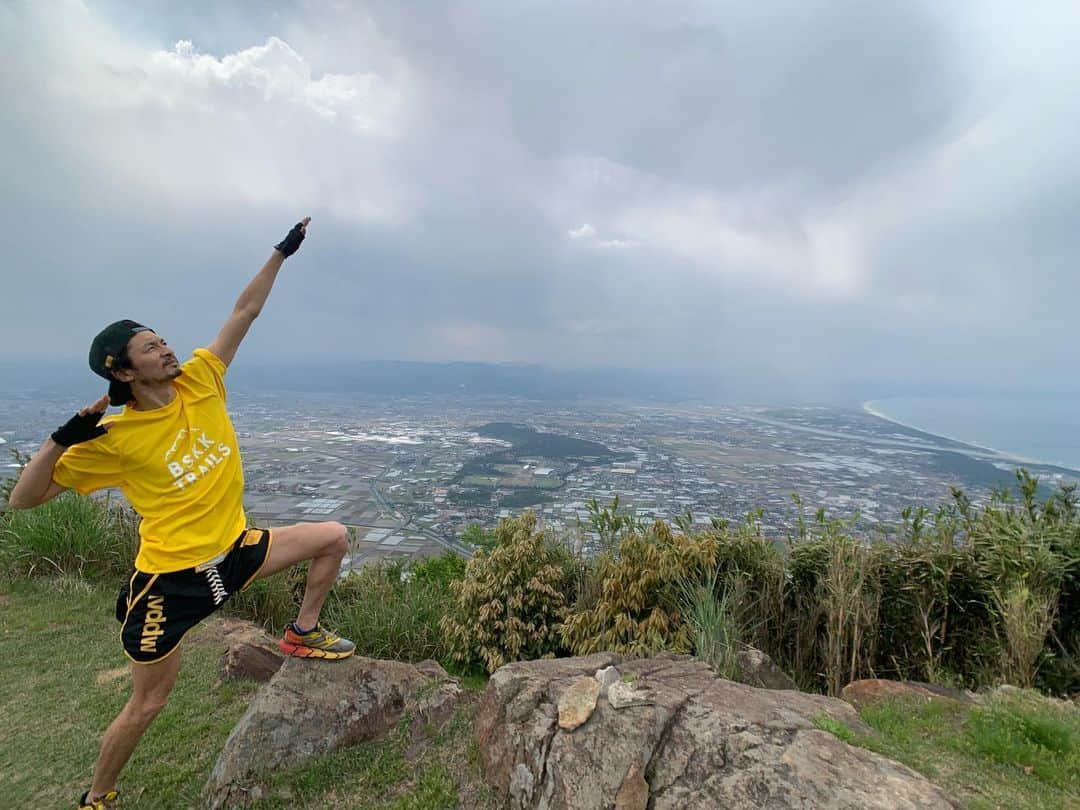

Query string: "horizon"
[[3, 353, 1080, 408]]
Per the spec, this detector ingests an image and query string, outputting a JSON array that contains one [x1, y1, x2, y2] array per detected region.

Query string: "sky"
[[1, 1, 1077, 402]]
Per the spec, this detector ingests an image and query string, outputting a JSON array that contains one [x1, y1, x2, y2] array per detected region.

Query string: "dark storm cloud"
[[1, 0, 1077, 400]]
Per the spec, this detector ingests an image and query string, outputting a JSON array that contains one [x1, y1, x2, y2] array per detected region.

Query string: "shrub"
[[0, 491, 139, 581], [561, 520, 718, 657], [442, 512, 573, 673], [994, 583, 1057, 689], [409, 549, 467, 588]]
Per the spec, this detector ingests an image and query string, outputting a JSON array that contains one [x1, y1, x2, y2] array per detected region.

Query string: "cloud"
[[2, 0, 1079, 398]]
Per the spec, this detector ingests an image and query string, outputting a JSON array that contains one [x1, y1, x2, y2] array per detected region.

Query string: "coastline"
[[861, 399, 1078, 473]]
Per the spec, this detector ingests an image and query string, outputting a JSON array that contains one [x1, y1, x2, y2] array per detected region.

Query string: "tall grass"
[[325, 553, 465, 664], [680, 568, 745, 680], [0, 492, 139, 581]]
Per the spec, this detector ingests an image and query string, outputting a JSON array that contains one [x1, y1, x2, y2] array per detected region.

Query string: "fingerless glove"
[[51, 410, 108, 448], [274, 221, 307, 258]]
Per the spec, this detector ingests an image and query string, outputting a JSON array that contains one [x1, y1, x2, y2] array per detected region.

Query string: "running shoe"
[[278, 622, 356, 659], [78, 790, 119, 809]]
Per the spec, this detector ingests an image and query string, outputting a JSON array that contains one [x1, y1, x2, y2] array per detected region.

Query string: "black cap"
[[89, 320, 153, 406]]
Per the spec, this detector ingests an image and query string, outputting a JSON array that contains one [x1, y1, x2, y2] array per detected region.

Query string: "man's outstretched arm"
[[208, 217, 310, 367]]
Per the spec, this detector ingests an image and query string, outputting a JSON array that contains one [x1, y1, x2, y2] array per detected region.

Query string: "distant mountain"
[[227, 360, 722, 402]]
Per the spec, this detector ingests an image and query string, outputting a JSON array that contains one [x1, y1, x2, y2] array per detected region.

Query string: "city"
[[4, 391, 1076, 568]]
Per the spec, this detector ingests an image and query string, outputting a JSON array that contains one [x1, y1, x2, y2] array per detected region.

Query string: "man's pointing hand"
[[274, 216, 311, 258]]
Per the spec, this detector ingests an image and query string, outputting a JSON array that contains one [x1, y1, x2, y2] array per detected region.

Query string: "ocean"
[[864, 395, 1080, 473]]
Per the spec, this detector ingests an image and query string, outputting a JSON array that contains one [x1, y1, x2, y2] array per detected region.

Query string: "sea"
[[864, 395, 1080, 473]]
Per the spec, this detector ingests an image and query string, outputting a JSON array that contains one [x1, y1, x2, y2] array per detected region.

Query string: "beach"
[[864, 395, 1080, 474]]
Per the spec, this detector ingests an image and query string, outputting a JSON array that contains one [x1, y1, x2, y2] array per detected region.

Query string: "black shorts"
[[116, 528, 273, 664]]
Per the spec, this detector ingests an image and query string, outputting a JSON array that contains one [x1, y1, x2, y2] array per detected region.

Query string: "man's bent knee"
[[326, 522, 348, 556]]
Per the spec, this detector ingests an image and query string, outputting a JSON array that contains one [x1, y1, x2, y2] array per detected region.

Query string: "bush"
[[0, 492, 139, 581], [442, 512, 573, 673], [561, 520, 718, 657]]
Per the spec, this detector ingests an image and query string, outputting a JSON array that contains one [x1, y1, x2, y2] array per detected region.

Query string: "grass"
[[0, 492, 139, 580], [321, 558, 460, 664], [0, 578, 492, 809], [0, 578, 259, 807], [813, 694, 1080, 809]]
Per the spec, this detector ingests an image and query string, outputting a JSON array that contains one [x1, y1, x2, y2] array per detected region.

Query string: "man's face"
[[117, 331, 181, 385]]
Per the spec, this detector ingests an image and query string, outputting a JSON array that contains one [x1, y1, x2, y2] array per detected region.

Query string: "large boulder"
[[205, 656, 463, 807], [474, 653, 955, 809], [841, 679, 973, 712], [735, 647, 799, 691]]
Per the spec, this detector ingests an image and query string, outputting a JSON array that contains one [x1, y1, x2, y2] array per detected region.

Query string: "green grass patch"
[[0, 492, 139, 580], [811, 712, 857, 745], [0, 579, 259, 808], [813, 693, 1080, 809]]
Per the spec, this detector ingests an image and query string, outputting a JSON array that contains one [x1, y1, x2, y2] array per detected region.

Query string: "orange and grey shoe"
[[278, 622, 356, 660], [78, 790, 119, 809]]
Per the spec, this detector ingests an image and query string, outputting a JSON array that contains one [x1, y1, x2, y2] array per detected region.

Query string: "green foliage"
[[559, 472, 1077, 695], [561, 520, 716, 657], [442, 512, 573, 673], [811, 711, 857, 744], [680, 566, 745, 680], [2, 458, 1075, 697], [0, 491, 139, 581], [409, 549, 468, 587], [780, 472, 1078, 694], [460, 522, 497, 552], [580, 494, 644, 551], [225, 563, 308, 631], [324, 554, 465, 663]]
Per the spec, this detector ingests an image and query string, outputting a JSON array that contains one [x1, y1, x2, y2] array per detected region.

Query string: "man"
[[8, 218, 356, 810]]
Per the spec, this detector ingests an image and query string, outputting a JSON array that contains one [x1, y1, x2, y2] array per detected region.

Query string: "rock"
[[558, 675, 602, 731], [474, 652, 618, 805], [614, 759, 649, 810], [205, 656, 463, 807], [735, 647, 799, 691], [415, 659, 451, 680], [187, 617, 285, 683], [218, 621, 284, 683], [595, 665, 620, 691], [221, 642, 284, 683], [191, 616, 275, 648], [475, 654, 955, 809], [608, 680, 653, 709], [841, 679, 973, 711]]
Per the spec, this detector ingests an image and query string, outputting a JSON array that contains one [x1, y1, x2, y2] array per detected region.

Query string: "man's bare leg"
[[87, 649, 182, 799], [256, 521, 349, 628]]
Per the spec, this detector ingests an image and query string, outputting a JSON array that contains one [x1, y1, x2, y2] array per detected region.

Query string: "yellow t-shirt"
[[53, 348, 247, 574]]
